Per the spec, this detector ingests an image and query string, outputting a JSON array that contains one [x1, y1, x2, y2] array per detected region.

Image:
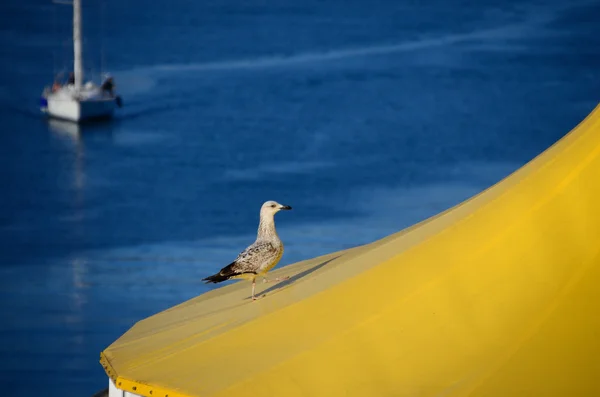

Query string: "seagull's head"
[[261, 200, 292, 217]]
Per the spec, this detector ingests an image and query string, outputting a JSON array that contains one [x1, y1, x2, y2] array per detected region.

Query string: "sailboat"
[[40, 0, 122, 123]]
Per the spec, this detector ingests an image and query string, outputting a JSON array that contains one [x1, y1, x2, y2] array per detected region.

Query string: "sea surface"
[[0, 0, 599, 395]]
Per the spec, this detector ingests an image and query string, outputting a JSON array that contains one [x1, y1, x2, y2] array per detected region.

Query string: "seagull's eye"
[[271, 204, 276, 208]]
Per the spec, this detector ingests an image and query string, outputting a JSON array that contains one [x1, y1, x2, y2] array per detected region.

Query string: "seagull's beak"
[[279, 205, 292, 210]]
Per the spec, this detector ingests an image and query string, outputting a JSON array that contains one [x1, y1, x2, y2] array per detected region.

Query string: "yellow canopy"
[[101, 104, 600, 397]]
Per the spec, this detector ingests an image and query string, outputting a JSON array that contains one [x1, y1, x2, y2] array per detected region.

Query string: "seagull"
[[202, 200, 292, 300]]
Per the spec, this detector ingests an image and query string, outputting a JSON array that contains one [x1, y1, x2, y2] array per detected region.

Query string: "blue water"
[[1, 0, 599, 395]]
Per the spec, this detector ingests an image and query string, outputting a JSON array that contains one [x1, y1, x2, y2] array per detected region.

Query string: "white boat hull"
[[45, 96, 117, 122], [41, 83, 121, 123]]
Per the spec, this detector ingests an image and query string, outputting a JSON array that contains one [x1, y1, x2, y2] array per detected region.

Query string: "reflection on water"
[[46, 120, 92, 370], [48, 119, 82, 138], [70, 256, 88, 309], [48, 119, 87, 226], [47, 119, 89, 340]]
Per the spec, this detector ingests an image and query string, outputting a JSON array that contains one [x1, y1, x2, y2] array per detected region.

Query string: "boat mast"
[[73, 0, 83, 90]]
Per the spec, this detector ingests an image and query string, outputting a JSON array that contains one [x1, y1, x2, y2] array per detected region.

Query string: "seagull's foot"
[[262, 276, 290, 284]]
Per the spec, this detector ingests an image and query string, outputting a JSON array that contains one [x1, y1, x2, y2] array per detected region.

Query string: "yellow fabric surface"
[[101, 104, 600, 397]]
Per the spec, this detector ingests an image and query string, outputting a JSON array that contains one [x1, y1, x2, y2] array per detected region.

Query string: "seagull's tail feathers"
[[202, 262, 255, 284], [202, 272, 230, 283]]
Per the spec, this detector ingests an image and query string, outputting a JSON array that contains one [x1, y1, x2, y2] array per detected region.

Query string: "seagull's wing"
[[232, 240, 279, 273], [202, 241, 278, 283]]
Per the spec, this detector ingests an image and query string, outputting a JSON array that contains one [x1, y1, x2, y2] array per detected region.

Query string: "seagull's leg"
[[251, 278, 257, 301]]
